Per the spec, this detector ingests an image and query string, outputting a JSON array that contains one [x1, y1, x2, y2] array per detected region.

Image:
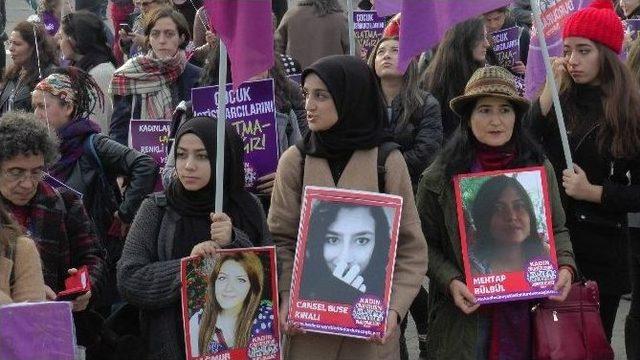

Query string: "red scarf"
[[473, 142, 517, 172]]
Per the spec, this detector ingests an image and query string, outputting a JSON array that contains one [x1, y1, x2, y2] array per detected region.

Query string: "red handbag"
[[532, 281, 614, 360]]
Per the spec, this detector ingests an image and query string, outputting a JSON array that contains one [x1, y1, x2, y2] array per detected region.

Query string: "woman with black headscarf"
[[268, 55, 427, 359], [117, 116, 272, 360]]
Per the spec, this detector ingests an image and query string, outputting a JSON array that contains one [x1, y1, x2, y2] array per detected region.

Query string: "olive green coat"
[[415, 159, 576, 359]]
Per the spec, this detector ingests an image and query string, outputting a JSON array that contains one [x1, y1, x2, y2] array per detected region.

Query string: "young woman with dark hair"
[[0, 21, 58, 114], [530, 0, 640, 341], [57, 11, 117, 132], [469, 175, 548, 275], [417, 66, 575, 359], [422, 18, 488, 140], [268, 55, 427, 359], [118, 116, 272, 359], [299, 202, 391, 303]]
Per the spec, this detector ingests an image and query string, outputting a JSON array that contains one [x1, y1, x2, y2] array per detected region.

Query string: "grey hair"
[[0, 111, 60, 167], [298, 0, 343, 16]]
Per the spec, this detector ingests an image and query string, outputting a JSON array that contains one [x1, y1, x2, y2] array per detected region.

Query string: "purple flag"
[[204, 0, 274, 88], [524, 0, 588, 99], [398, 0, 511, 70], [0, 302, 75, 360], [375, 0, 402, 16]]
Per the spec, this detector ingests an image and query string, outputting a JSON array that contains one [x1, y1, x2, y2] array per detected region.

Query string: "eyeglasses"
[[1, 168, 45, 183], [149, 30, 178, 39]]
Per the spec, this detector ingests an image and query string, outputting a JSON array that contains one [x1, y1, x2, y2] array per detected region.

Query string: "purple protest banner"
[[397, 0, 512, 71], [191, 79, 279, 190], [354, 11, 387, 60], [375, 0, 402, 16], [0, 302, 75, 360], [524, 0, 588, 99], [128, 119, 171, 168], [625, 19, 640, 40], [491, 26, 521, 68]]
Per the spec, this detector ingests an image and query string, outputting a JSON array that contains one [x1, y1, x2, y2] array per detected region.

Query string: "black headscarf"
[[297, 55, 392, 159], [166, 117, 263, 257]]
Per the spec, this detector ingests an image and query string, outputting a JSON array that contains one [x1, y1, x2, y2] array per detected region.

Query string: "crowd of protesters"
[[0, 0, 638, 359]]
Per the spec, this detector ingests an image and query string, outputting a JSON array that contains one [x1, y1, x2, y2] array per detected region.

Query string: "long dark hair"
[[298, 0, 343, 16], [299, 202, 391, 301], [422, 18, 485, 131], [368, 36, 425, 128], [560, 42, 640, 159], [3, 21, 58, 85], [437, 98, 544, 178], [471, 175, 547, 267], [60, 11, 117, 71]]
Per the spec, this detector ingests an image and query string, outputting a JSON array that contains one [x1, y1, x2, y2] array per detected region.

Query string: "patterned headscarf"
[[34, 73, 77, 105]]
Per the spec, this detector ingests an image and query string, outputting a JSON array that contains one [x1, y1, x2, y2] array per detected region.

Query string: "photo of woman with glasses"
[[467, 175, 549, 276], [299, 201, 393, 304], [109, 7, 202, 146]]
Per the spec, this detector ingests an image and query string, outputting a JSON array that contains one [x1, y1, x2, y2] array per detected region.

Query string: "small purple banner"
[[525, 0, 588, 99], [491, 26, 521, 68], [128, 119, 171, 168], [0, 302, 75, 360], [191, 79, 279, 190], [353, 10, 387, 60]]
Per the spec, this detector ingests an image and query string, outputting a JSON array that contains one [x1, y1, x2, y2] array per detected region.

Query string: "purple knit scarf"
[[49, 117, 101, 181]]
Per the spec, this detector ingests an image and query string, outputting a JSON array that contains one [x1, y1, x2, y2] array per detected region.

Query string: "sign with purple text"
[[491, 26, 521, 68], [453, 167, 559, 304], [129, 119, 171, 168], [191, 79, 279, 190], [525, 0, 588, 99], [353, 10, 387, 60]]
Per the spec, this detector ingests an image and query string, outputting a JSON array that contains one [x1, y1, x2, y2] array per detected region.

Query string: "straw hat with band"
[[449, 66, 530, 118]]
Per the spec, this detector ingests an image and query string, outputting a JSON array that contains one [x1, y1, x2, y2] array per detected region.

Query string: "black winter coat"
[[528, 86, 640, 294], [387, 90, 443, 187], [66, 134, 158, 237]]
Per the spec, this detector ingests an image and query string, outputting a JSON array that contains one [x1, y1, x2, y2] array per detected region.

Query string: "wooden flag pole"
[[532, 0, 573, 170], [215, 41, 228, 212], [348, 0, 356, 56]]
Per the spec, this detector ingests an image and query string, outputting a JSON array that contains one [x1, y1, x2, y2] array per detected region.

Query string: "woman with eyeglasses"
[[118, 0, 172, 60], [109, 7, 202, 146], [0, 110, 107, 357], [0, 21, 58, 115]]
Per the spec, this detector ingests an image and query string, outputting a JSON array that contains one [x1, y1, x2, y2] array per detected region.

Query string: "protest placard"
[[353, 10, 387, 60], [288, 187, 402, 339], [453, 166, 560, 304], [181, 247, 280, 360], [192, 79, 279, 190]]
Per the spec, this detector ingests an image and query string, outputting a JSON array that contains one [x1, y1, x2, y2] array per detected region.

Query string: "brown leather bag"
[[532, 281, 614, 360]]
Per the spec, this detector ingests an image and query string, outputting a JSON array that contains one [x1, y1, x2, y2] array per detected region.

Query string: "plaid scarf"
[[110, 50, 187, 119]]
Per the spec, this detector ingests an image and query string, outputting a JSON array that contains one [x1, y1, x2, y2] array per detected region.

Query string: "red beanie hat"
[[562, 0, 624, 53]]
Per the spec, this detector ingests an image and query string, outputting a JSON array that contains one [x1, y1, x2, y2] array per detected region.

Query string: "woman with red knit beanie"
[[529, 0, 640, 341]]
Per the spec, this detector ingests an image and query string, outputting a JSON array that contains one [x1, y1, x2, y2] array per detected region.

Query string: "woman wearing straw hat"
[[416, 66, 575, 359], [530, 0, 640, 342]]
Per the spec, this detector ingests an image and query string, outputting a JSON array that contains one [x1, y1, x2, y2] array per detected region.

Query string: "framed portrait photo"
[[288, 186, 403, 339], [180, 247, 281, 360], [454, 166, 560, 304]]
